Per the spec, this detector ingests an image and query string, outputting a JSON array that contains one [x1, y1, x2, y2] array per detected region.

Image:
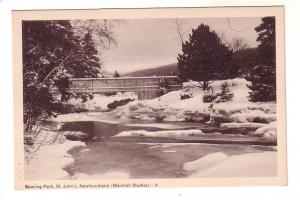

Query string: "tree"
[[177, 24, 233, 90], [247, 17, 276, 102], [172, 19, 188, 48], [67, 32, 101, 78], [247, 65, 276, 102], [231, 47, 259, 76], [255, 17, 276, 67], [71, 19, 118, 50], [216, 81, 234, 103], [229, 37, 249, 52], [227, 37, 250, 78], [22, 20, 114, 134], [114, 70, 120, 78], [23, 20, 75, 133]]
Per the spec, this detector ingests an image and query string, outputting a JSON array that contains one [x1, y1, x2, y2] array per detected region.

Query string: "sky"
[[100, 17, 262, 74]]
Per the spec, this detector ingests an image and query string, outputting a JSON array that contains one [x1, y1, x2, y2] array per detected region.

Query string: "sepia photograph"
[[13, 7, 286, 189]]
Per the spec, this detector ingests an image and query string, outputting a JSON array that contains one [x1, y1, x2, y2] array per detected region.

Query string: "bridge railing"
[[68, 76, 182, 93], [50, 76, 182, 99]]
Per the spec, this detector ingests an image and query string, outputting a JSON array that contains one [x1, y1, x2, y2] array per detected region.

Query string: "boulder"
[[210, 114, 233, 126], [183, 111, 210, 123], [64, 131, 90, 141]]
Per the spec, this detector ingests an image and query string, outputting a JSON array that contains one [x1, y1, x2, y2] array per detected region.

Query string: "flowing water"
[[60, 113, 276, 179]]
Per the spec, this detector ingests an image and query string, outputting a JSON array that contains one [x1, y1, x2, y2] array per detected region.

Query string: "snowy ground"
[[184, 151, 277, 177], [25, 132, 85, 180]]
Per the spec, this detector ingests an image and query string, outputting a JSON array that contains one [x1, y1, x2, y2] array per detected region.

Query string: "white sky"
[[100, 17, 262, 74]]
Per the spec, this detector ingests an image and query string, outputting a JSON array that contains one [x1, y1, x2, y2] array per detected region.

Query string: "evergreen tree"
[[247, 17, 276, 102], [247, 65, 276, 102], [114, 70, 120, 77], [23, 20, 76, 132], [22, 20, 107, 133], [68, 32, 101, 78], [177, 24, 233, 90], [217, 81, 234, 103], [255, 17, 276, 67]]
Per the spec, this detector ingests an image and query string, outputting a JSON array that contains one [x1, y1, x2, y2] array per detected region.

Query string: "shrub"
[[202, 86, 218, 103], [158, 77, 170, 96], [103, 92, 117, 96], [215, 81, 234, 103]]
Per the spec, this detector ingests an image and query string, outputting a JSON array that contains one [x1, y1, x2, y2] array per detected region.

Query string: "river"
[[59, 112, 276, 179]]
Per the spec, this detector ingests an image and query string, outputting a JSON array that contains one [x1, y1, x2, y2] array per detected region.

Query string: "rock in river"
[[183, 111, 210, 123], [63, 131, 90, 141]]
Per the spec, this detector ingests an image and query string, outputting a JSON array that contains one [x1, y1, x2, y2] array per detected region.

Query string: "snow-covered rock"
[[255, 121, 277, 139], [52, 113, 120, 124], [113, 129, 204, 138], [220, 122, 266, 129], [63, 131, 90, 141]]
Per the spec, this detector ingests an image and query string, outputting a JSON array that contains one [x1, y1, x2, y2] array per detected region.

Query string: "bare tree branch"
[[171, 19, 188, 48], [71, 19, 119, 51], [42, 54, 71, 86], [229, 37, 249, 52]]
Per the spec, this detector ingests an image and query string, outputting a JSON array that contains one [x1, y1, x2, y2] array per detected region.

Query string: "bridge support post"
[[136, 90, 159, 100]]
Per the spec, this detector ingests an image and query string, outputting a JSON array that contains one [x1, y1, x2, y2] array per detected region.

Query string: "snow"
[[125, 123, 185, 129], [115, 78, 277, 127], [52, 113, 120, 124], [79, 148, 90, 153], [25, 139, 85, 180], [184, 152, 229, 171], [163, 150, 177, 153], [220, 122, 266, 129], [139, 143, 219, 148], [114, 129, 204, 138], [25, 78, 278, 180], [185, 151, 277, 177], [72, 172, 130, 179], [255, 121, 277, 139]]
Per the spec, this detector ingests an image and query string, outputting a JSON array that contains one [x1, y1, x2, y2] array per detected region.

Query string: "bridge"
[[64, 76, 182, 99]]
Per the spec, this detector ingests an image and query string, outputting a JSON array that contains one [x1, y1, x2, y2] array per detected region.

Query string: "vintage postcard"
[[13, 7, 286, 190]]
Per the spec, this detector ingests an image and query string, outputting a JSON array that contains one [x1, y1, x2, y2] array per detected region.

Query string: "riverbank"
[[24, 130, 85, 180], [111, 79, 275, 122]]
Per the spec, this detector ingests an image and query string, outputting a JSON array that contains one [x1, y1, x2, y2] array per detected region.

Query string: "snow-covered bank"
[[25, 132, 85, 180], [254, 121, 277, 139], [125, 123, 185, 129], [72, 172, 130, 179], [112, 78, 277, 139], [220, 122, 266, 129], [52, 112, 120, 124], [184, 151, 277, 177], [114, 129, 204, 138], [114, 78, 276, 122]]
